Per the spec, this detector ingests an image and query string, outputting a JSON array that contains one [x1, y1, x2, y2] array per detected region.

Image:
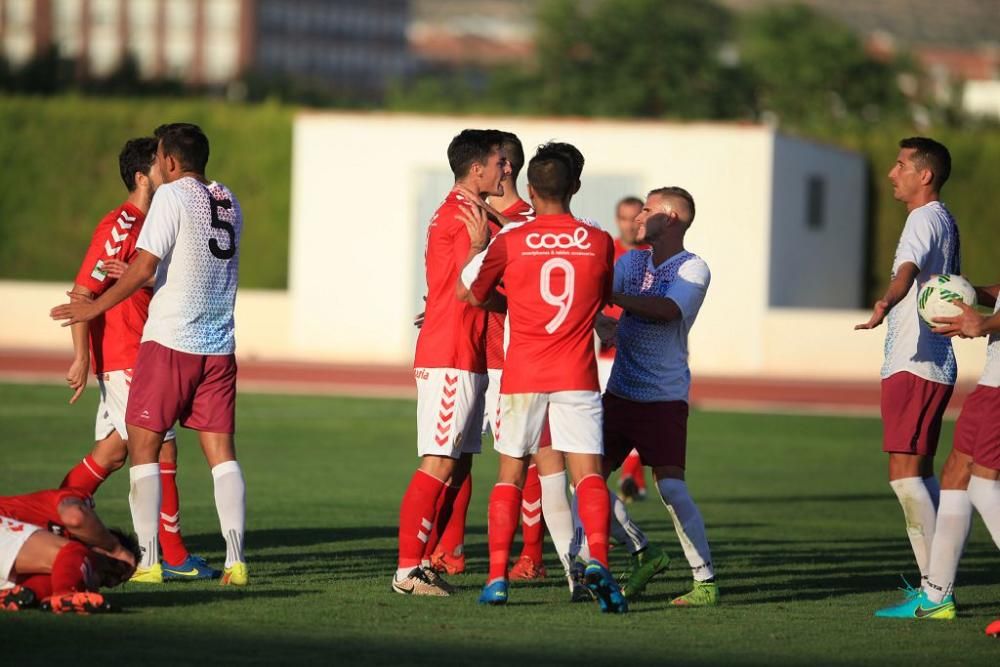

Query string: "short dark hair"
[[616, 196, 643, 211], [544, 141, 584, 181], [118, 137, 157, 192], [109, 528, 141, 564], [527, 146, 574, 201], [501, 131, 525, 180], [899, 136, 951, 191], [648, 186, 696, 224], [155, 123, 210, 173], [447, 129, 504, 179]]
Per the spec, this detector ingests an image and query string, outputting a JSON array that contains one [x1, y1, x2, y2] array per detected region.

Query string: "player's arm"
[[66, 284, 95, 404], [467, 234, 508, 308], [453, 184, 511, 227], [975, 283, 1000, 309], [57, 496, 136, 567], [855, 261, 920, 330], [935, 282, 1000, 338], [50, 250, 160, 326], [612, 293, 683, 323], [455, 203, 491, 304]]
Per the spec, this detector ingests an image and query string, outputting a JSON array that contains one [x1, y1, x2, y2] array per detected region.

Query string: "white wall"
[[964, 80, 1000, 119]]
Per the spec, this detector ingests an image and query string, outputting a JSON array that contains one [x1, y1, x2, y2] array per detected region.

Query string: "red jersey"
[[74, 202, 153, 373], [599, 238, 649, 359], [471, 214, 613, 393], [414, 191, 488, 373], [0, 488, 93, 538], [485, 199, 535, 370]]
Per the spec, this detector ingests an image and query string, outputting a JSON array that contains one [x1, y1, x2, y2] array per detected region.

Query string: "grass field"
[[1, 382, 998, 666]]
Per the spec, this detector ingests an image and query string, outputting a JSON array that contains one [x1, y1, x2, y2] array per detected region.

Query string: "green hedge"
[[0, 95, 292, 288]]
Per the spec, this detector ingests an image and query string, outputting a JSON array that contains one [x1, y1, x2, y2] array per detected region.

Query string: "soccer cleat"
[[620, 547, 670, 598], [874, 590, 955, 620], [43, 591, 114, 615], [220, 561, 249, 586], [129, 563, 163, 584], [163, 554, 222, 581], [986, 618, 1000, 636], [478, 578, 509, 605], [509, 555, 547, 581], [391, 567, 449, 596], [671, 579, 719, 606], [420, 566, 455, 594], [0, 585, 37, 611], [570, 581, 594, 603], [429, 549, 466, 575], [584, 561, 628, 614]]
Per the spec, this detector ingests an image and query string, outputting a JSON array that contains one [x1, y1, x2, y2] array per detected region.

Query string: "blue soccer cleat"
[[584, 561, 628, 614], [478, 578, 509, 605], [162, 554, 222, 581], [874, 590, 955, 620]]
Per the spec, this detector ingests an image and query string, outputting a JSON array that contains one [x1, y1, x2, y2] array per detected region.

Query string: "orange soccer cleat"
[[43, 591, 114, 615], [0, 585, 37, 611], [429, 550, 466, 576], [509, 555, 547, 581]]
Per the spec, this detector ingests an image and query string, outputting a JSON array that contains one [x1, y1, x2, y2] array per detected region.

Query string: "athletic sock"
[[488, 483, 522, 581], [621, 450, 642, 486], [540, 470, 575, 573], [610, 490, 648, 554], [50, 541, 95, 594], [397, 469, 446, 573], [924, 475, 941, 509], [968, 476, 1000, 548], [128, 463, 161, 569], [434, 475, 473, 559], [212, 460, 246, 568], [575, 474, 611, 567], [657, 478, 714, 581], [569, 490, 591, 562], [889, 476, 937, 579], [924, 489, 972, 604], [60, 455, 108, 495], [158, 462, 190, 566], [518, 465, 545, 563], [18, 574, 52, 600]]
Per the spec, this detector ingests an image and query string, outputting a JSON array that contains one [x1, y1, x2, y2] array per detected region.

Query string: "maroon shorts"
[[953, 384, 1000, 470], [126, 341, 237, 434], [603, 392, 688, 470], [881, 371, 953, 456]]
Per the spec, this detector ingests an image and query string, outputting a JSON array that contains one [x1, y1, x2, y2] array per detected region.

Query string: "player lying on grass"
[[0, 487, 139, 614]]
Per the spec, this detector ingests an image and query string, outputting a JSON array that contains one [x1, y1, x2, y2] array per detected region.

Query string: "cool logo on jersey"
[[525, 227, 591, 250]]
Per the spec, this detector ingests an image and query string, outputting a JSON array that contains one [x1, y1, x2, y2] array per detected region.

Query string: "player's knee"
[[940, 452, 973, 488]]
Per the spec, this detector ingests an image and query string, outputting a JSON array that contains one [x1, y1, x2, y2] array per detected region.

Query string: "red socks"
[[575, 474, 611, 567], [487, 483, 521, 581], [59, 455, 108, 495], [398, 470, 446, 570], [50, 541, 94, 594], [621, 450, 646, 492], [518, 465, 545, 563], [432, 476, 472, 558], [18, 574, 52, 599], [158, 462, 190, 566]]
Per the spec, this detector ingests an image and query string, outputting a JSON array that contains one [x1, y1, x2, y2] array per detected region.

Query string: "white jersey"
[[137, 177, 242, 355], [881, 201, 960, 384], [607, 249, 710, 403], [980, 299, 1000, 388]]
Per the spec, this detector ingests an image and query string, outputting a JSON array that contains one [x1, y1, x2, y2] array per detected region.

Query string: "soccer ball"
[[917, 274, 976, 328]]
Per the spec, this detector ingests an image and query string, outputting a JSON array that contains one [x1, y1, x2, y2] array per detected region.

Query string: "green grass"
[[1, 383, 998, 665]]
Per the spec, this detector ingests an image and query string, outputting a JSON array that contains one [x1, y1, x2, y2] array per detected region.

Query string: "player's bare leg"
[[653, 465, 717, 606], [888, 452, 938, 582], [12, 531, 112, 614], [196, 430, 246, 586]]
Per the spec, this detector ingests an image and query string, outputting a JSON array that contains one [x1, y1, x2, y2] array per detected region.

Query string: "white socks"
[[212, 460, 246, 568], [129, 463, 161, 569], [657, 478, 714, 581], [609, 490, 648, 554], [539, 471, 576, 575], [924, 489, 972, 603], [968, 476, 1000, 548], [889, 476, 937, 579]]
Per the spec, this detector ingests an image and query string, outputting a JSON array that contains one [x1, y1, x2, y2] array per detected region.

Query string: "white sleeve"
[[461, 247, 488, 288], [136, 185, 182, 260], [893, 210, 934, 273], [666, 259, 711, 320]]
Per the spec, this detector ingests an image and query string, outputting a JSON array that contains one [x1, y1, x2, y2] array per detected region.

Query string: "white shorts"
[[415, 368, 488, 458], [496, 391, 603, 458], [482, 368, 502, 437], [96, 370, 176, 442], [0, 516, 42, 587]]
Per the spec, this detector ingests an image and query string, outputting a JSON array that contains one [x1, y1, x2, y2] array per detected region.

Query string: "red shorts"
[[880, 371, 952, 456], [953, 385, 1000, 471], [602, 392, 688, 470], [126, 341, 237, 434]]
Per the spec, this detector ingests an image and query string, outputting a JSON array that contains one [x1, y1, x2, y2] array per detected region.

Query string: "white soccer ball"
[[917, 274, 976, 328]]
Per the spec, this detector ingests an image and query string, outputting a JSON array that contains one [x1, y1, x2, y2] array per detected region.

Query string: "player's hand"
[[595, 313, 618, 347], [50, 292, 100, 327], [458, 203, 490, 251], [933, 301, 986, 338], [102, 258, 128, 279], [855, 299, 889, 330], [66, 357, 89, 404], [414, 297, 427, 328]]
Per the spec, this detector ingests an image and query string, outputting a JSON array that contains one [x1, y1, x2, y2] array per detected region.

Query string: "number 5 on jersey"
[[208, 198, 236, 260], [540, 257, 575, 333]]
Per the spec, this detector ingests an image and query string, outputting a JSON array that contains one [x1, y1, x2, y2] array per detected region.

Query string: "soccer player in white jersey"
[[856, 137, 960, 597], [51, 123, 248, 586], [875, 280, 1000, 620], [596, 187, 717, 605]]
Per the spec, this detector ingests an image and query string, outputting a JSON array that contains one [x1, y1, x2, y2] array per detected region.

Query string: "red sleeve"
[[74, 216, 115, 294], [471, 234, 509, 304]]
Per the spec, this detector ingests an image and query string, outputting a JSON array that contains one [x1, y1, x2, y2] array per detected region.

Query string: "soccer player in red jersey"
[[392, 129, 507, 596], [465, 144, 627, 612], [0, 487, 138, 614], [58, 137, 215, 582]]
